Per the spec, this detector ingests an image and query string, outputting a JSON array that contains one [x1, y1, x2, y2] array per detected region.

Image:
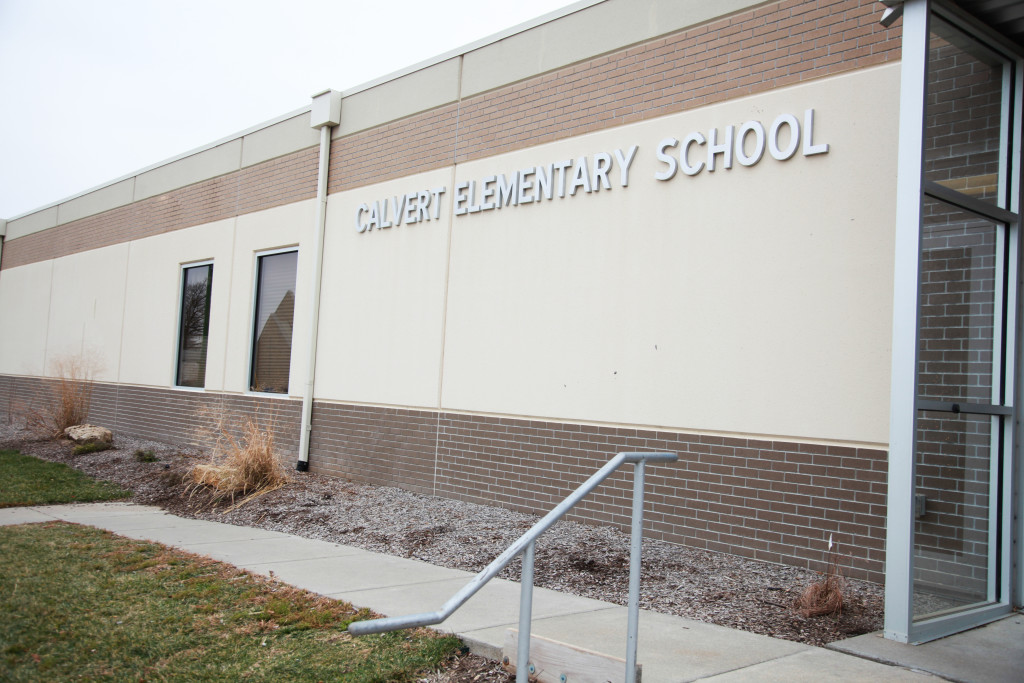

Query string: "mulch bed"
[[1, 423, 884, 676]]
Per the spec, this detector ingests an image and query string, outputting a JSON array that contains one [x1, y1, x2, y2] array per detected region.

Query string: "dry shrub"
[[187, 408, 288, 508], [794, 536, 845, 618], [23, 354, 99, 439]]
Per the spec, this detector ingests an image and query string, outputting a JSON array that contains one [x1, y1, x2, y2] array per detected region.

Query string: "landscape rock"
[[63, 424, 113, 446]]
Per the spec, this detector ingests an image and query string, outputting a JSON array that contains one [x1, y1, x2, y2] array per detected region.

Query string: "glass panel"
[[913, 410, 994, 621], [917, 198, 999, 404], [924, 16, 1007, 208], [176, 264, 212, 388], [250, 251, 297, 394]]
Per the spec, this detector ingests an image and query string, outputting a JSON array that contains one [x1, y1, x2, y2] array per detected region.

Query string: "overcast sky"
[[0, 0, 579, 220]]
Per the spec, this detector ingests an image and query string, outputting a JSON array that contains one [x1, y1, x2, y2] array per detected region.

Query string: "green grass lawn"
[[0, 522, 461, 682], [0, 449, 131, 507]]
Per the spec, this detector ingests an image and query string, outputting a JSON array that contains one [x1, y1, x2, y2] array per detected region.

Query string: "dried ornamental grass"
[[794, 534, 846, 618], [187, 413, 288, 509], [23, 354, 98, 439]]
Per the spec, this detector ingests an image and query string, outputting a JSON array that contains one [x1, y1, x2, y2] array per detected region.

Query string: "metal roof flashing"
[[337, 0, 603, 98], [9, 2, 606, 225]]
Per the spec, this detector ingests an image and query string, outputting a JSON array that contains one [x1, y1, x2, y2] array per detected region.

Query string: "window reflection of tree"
[[181, 278, 209, 348], [177, 265, 212, 388]]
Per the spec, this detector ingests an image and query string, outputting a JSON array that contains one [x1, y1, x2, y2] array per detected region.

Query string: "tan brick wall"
[[327, 105, 460, 194], [1, 146, 318, 270], [329, 0, 901, 193]]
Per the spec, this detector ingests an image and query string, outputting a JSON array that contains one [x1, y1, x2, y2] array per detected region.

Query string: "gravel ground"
[[1, 422, 884, 678]]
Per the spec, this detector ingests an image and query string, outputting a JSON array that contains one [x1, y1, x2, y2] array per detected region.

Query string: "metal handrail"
[[348, 450, 677, 683]]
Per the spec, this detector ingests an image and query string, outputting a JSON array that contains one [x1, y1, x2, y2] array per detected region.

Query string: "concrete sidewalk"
[[2, 502, 1018, 682]]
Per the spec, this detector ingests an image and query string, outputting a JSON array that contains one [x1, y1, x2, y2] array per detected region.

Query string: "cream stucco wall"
[[222, 199, 316, 396], [435, 64, 899, 445], [316, 169, 453, 407], [1, 64, 899, 448], [2, 200, 315, 400], [0, 260, 53, 377], [118, 219, 236, 389], [43, 243, 130, 382], [311, 64, 899, 446]]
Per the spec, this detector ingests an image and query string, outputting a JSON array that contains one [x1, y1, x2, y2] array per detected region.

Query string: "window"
[[176, 263, 213, 388], [250, 250, 298, 393]]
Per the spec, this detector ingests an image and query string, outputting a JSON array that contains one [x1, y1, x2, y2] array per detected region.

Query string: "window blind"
[[250, 251, 297, 393]]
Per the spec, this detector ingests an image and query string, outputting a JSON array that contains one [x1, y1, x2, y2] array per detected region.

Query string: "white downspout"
[[297, 89, 342, 471]]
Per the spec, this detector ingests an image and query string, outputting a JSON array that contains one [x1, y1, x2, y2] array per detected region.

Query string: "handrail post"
[[625, 459, 647, 683], [517, 540, 536, 683]]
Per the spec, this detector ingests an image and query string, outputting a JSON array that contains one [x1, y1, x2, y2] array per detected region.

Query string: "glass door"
[[886, 0, 1021, 644], [913, 201, 1008, 622]]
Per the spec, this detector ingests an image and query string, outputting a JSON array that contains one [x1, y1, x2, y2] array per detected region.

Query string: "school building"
[[1, 0, 1021, 643]]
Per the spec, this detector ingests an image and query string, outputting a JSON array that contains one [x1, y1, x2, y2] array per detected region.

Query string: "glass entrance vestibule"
[[886, 0, 1023, 644]]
